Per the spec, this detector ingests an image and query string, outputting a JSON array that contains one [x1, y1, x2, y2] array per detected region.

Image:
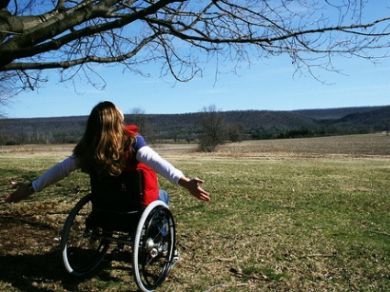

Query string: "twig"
[[205, 282, 249, 292], [299, 253, 337, 258], [370, 230, 390, 237], [216, 256, 236, 262]]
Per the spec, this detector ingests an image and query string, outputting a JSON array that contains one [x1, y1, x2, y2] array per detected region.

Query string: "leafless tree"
[[1, 0, 390, 94], [127, 107, 156, 141], [127, 107, 147, 131], [199, 105, 225, 151]]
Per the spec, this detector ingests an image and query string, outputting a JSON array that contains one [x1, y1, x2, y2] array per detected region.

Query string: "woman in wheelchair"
[[5, 101, 210, 204], [5, 101, 210, 291]]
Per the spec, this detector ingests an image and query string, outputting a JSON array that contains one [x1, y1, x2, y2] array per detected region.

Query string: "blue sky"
[[3, 2, 390, 118], [5, 54, 390, 118]]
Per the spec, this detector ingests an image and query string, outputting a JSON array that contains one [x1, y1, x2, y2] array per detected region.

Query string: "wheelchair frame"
[[59, 193, 176, 292]]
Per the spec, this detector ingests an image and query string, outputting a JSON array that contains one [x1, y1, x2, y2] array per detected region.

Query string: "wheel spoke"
[[133, 202, 176, 291]]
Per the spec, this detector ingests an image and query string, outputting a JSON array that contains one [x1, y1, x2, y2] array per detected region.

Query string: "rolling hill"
[[0, 105, 389, 145]]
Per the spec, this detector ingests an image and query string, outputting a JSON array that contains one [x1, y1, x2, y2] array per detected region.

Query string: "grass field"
[[0, 134, 389, 291]]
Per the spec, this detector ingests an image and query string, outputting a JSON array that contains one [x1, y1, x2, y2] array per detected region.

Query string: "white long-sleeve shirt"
[[31, 137, 183, 192]]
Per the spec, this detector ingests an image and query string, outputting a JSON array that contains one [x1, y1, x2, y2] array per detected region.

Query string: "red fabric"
[[124, 124, 139, 137], [124, 124, 159, 207], [136, 163, 159, 207]]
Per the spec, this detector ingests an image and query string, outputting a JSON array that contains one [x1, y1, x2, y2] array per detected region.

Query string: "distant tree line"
[[0, 106, 389, 151], [0, 118, 85, 145], [0, 129, 83, 145], [250, 126, 387, 140]]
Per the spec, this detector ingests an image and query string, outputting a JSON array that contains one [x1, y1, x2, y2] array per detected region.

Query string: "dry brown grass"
[[1, 133, 389, 157], [0, 134, 389, 291], [216, 133, 390, 158]]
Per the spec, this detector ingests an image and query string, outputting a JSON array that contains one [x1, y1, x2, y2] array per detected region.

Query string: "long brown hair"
[[74, 101, 133, 176]]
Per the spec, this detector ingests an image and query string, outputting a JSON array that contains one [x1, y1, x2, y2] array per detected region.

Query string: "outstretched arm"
[[135, 141, 210, 202], [4, 156, 78, 203]]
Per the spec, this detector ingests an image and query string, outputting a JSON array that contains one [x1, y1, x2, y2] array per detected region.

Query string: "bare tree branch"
[[3, 32, 158, 70], [0, 0, 389, 93]]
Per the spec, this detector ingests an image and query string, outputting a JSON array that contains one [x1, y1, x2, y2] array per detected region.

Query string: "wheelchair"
[[59, 170, 177, 292]]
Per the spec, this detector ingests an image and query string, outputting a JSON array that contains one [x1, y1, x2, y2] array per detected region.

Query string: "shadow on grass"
[[0, 251, 141, 292], [0, 216, 139, 291], [0, 250, 87, 291], [0, 216, 101, 291], [0, 215, 56, 230]]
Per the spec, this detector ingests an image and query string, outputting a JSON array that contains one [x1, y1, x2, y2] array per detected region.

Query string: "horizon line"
[[2, 104, 389, 120]]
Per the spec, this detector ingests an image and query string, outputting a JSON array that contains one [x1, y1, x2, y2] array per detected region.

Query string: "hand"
[[179, 177, 210, 202], [4, 181, 34, 203]]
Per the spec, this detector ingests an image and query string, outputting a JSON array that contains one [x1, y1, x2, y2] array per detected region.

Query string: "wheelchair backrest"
[[90, 169, 144, 213]]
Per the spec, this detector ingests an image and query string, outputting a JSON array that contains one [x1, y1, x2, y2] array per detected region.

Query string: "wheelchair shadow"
[[0, 216, 105, 291], [0, 215, 141, 291], [0, 251, 87, 291], [0, 251, 142, 292]]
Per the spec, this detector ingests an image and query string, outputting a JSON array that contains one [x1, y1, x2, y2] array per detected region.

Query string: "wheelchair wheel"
[[60, 194, 110, 277], [133, 200, 176, 292]]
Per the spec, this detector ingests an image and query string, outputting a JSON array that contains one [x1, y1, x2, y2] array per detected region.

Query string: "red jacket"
[[124, 124, 159, 207]]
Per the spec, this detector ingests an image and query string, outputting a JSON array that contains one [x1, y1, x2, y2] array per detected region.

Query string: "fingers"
[[194, 186, 210, 202], [4, 192, 15, 203], [195, 179, 210, 202], [4, 182, 33, 203], [5, 191, 25, 203], [4, 195, 13, 203], [198, 192, 210, 202], [3, 182, 19, 203]]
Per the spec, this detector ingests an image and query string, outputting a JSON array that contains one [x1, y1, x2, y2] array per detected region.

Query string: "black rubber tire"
[[133, 200, 176, 292], [60, 194, 109, 277]]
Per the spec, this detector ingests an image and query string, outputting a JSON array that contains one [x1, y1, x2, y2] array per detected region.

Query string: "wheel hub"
[[145, 238, 159, 258]]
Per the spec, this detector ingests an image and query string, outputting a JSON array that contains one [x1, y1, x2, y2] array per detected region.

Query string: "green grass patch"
[[0, 149, 389, 291]]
